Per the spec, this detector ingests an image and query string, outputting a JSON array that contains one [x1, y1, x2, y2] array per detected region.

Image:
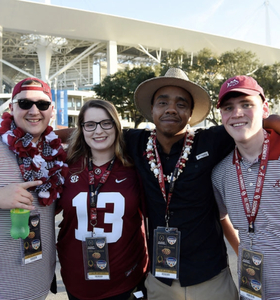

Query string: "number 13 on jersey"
[[73, 192, 125, 243]]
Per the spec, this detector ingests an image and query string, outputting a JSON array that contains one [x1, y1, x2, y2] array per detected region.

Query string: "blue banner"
[[51, 89, 68, 128]]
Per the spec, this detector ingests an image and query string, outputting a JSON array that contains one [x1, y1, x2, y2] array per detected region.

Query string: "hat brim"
[[134, 76, 211, 126]]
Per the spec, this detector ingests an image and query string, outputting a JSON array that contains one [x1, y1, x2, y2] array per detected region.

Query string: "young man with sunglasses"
[[0, 78, 67, 300]]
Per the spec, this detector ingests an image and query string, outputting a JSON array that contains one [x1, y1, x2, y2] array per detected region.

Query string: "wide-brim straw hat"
[[134, 68, 211, 126]]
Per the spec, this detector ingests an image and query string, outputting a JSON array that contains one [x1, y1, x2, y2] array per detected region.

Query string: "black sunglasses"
[[13, 99, 52, 111]]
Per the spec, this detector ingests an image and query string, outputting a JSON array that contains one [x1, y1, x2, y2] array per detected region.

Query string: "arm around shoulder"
[[263, 115, 280, 134], [55, 128, 75, 144]]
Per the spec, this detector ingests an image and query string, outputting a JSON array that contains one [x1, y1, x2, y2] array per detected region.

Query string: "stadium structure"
[[1, 0, 280, 127]]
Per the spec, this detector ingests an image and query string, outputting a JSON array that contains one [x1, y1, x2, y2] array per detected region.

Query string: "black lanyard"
[[88, 156, 115, 228]]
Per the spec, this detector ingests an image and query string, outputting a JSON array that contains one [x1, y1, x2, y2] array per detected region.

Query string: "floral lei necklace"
[[0, 112, 68, 206], [146, 129, 195, 183]]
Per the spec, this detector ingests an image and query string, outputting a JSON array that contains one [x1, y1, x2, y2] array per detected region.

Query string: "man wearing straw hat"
[[124, 68, 239, 299]]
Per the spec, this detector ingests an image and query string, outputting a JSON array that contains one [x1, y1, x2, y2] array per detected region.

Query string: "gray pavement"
[[46, 214, 67, 300], [47, 214, 238, 300], [46, 257, 67, 300]]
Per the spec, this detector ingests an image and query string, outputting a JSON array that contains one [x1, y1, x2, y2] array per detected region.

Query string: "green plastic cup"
[[10, 208, 30, 239]]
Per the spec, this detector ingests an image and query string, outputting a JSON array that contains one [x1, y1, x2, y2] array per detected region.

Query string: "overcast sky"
[[27, 0, 280, 48]]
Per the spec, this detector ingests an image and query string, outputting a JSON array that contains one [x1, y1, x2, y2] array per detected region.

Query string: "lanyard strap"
[[152, 132, 188, 228], [88, 156, 115, 227], [234, 131, 270, 233]]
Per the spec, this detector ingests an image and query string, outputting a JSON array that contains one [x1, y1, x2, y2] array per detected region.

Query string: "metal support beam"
[[0, 97, 11, 115], [137, 44, 161, 63], [107, 41, 117, 75], [265, 0, 271, 45], [49, 42, 102, 82], [36, 41, 53, 82], [0, 59, 34, 78], [156, 48, 162, 62]]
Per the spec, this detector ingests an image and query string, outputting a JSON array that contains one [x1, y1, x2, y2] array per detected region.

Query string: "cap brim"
[[134, 76, 211, 126], [218, 88, 261, 108]]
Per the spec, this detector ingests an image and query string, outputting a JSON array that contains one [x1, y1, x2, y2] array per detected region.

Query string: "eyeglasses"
[[82, 119, 115, 131], [13, 99, 52, 111]]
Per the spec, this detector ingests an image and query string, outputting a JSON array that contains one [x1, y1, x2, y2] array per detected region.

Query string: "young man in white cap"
[[212, 75, 280, 299], [124, 68, 239, 300], [0, 78, 67, 300]]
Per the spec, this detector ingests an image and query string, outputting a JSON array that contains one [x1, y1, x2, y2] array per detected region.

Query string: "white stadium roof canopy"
[[1, 0, 280, 90]]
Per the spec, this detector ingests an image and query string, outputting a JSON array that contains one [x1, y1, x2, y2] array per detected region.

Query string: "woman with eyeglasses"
[[56, 99, 148, 300]]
